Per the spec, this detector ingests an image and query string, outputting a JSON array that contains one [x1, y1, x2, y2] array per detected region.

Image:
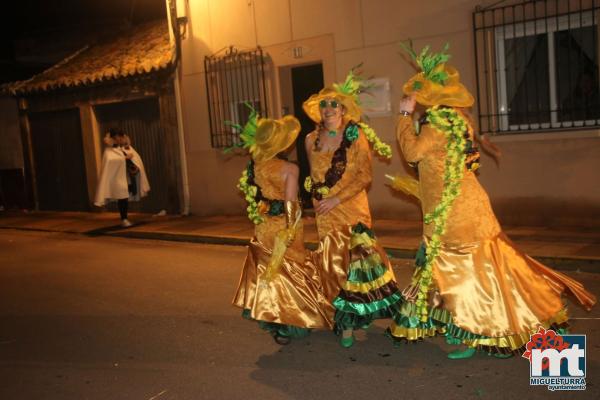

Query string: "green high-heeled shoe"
[[447, 347, 476, 359], [340, 334, 355, 348], [272, 330, 291, 345], [556, 327, 570, 335]]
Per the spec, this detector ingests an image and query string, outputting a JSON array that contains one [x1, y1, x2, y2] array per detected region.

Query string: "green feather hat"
[[226, 103, 300, 162], [400, 41, 474, 108], [302, 65, 369, 124]]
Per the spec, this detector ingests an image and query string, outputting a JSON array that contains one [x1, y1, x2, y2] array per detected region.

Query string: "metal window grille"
[[473, 0, 600, 134], [204, 46, 269, 148]]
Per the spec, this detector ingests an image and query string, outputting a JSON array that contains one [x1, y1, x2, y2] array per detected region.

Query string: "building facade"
[[173, 0, 600, 226]]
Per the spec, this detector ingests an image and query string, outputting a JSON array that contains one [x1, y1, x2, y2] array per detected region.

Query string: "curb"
[[107, 229, 599, 273], [2, 225, 599, 273]]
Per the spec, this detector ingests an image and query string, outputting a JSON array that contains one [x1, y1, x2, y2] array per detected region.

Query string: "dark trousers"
[[117, 198, 128, 220]]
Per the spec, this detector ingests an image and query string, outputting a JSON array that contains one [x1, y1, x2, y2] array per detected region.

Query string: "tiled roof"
[[6, 20, 174, 95]]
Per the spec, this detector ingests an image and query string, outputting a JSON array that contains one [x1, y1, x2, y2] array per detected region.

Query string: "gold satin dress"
[[308, 129, 402, 332], [232, 158, 334, 332], [389, 115, 596, 352]]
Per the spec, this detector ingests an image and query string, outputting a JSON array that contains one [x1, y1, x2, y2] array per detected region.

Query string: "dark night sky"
[[0, 0, 167, 83]]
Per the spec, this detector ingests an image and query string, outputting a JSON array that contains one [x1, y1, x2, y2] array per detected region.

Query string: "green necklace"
[[327, 130, 337, 137]]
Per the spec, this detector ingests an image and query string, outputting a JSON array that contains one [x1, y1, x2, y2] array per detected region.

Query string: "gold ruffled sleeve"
[[396, 115, 439, 163], [329, 131, 372, 203]]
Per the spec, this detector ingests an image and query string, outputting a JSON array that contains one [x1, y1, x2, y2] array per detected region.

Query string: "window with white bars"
[[204, 47, 269, 148], [473, 0, 600, 134]]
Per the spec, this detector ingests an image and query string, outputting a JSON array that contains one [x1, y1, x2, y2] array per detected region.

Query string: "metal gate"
[[204, 46, 269, 148], [28, 109, 90, 211], [94, 98, 169, 213]]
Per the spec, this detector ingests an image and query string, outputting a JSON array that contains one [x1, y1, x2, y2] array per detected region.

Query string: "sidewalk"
[[1, 210, 599, 271]]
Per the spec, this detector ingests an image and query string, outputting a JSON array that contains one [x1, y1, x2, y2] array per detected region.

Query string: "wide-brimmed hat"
[[252, 115, 300, 162], [401, 42, 474, 108], [301, 67, 393, 159], [302, 87, 362, 124], [302, 67, 368, 124], [225, 103, 300, 162]]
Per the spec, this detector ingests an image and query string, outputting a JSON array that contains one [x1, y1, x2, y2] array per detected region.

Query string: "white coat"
[[94, 135, 150, 207]]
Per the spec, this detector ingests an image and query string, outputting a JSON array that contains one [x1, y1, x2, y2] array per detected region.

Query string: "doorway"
[[280, 63, 324, 206], [28, 109, 89, 211]]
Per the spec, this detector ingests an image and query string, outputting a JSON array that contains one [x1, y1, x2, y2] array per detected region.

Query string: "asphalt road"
[[0, 230, 598, 400]]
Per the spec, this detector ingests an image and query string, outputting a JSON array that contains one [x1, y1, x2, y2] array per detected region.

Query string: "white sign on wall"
[[359, 77, 392, 118]]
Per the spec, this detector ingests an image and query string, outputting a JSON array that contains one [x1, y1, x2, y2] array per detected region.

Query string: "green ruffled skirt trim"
[[445, 323, 489, 341], [333, 292, 403, 315], [386, 300, 448, 341], [346, 254, 388, 282], [332, 222, 402, 333]]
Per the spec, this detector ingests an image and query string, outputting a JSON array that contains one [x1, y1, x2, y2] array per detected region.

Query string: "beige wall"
[[178, 0, 600, 226]]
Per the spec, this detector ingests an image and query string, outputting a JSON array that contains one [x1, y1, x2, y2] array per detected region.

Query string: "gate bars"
[[204, 46, 269, 148]]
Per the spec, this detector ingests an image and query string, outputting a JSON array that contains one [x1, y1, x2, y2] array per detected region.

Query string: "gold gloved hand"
[[261, 201, 302, 283], [283, 200, 301, 246]]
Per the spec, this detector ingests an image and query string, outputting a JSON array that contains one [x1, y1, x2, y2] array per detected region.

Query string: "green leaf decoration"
[[400, 41, 451, 86], [332, 63, 375, 105], [358, 122, 392, 159], [237, 162, 264, 224], [399, 39, 417, 61], [224, 121, 243, 131], [333, 63, 363, 96], [238, 102, 258, 149], [411, 105, 470, 322], [223, 102, 259, 154]]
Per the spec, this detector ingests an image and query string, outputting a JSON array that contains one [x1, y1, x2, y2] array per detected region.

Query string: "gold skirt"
[[434, 232, 595, 338], [232, 237, 334, 330], [389, 232, 596, 351]]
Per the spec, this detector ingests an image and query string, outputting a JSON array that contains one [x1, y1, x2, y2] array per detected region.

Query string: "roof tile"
[[6, 20, 174, 95]]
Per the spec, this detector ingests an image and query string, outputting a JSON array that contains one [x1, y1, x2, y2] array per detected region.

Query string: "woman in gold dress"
[[302, 70, 402, 347], [388, 44, 596, 358], [232, 108, 334, 345]]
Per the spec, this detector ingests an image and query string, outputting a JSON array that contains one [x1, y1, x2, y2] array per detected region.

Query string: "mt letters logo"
[[523, 327, 586, 391]]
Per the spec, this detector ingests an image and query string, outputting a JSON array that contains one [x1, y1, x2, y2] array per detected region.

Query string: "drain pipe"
[[166, 0, 190, 215], [174, 70, 191, 215]]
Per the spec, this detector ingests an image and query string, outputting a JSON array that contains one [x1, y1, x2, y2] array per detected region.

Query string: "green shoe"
[[445, 335, 462, 345], [340, 334, 355, 348], [272, 330, 291, 345], [556, 327, 570, 335], [447, 347, 476, 359]]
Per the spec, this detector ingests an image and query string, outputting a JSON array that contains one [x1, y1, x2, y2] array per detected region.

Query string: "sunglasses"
[[319, 99, 339, 109]]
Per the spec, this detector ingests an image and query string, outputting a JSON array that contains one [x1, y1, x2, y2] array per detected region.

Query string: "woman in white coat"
[[94, 128, 150, 227]]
